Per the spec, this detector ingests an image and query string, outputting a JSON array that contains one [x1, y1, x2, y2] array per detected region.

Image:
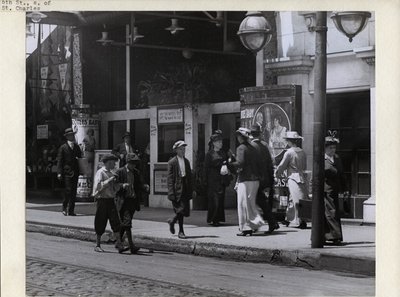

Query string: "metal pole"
[[311, 12, 327, 248], [126, 23, 130, 132]]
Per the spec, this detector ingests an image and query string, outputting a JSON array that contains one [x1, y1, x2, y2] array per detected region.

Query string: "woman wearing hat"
[[275, 131, 308, 229], [324, 132, 348, 244], [205, 132, 231, 226], [167, 140, 194, 239]]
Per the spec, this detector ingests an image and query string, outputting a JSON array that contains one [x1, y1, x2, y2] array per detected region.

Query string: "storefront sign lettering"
[[240, 108, 254, 119], [158, 108, 183, 124], [185, 123, 192, 134]]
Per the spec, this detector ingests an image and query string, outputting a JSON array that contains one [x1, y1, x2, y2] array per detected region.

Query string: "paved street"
[[27, 232, 375, 296]]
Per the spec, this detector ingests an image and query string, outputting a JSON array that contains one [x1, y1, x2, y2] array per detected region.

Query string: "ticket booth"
[[239, 85, 303, 220]]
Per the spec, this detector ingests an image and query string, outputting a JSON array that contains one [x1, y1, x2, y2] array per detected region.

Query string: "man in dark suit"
[[112, 132, 139, 167], [167, 140, 194, 239], [57, 128, 82, 216], [115, 153, 149, 254], [250, 124, 279, 233]]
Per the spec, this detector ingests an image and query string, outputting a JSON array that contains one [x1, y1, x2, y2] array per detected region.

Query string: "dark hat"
[[63, 128, 76, 136], [210, 133, 223, 142], [214, 129, 223, 135], [325, 130, 339, 145], [126, 153, 140, 163], [172, 140, 187, 150], [250, 123, 262, 135], [102, 153, 118, 163], [283, 131, 303, 140], [235, 127, 251, 138], [122, 132, 131, 139]]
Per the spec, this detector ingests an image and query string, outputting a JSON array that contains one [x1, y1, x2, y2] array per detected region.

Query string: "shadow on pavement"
[[182, 235, 220, 239]]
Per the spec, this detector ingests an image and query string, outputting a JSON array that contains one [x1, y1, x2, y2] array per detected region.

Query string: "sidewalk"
[[26, 201, 375, 276]]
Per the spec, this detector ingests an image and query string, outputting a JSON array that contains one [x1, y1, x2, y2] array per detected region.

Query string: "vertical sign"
[[58, 63, 68, 90]]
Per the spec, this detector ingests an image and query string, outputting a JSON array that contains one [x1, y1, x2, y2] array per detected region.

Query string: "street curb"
[[26, 222, 375, 276]]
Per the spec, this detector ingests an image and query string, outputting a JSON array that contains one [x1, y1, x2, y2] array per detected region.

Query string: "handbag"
[[220, 164, 229, 176]]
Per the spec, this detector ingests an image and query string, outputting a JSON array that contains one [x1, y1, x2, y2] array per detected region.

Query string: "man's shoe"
[[68, 213, 77, 216], [130, 245, 140, 254], [62, 210, 68, 216], [94, 246, 104, 252], [178, 232, 186, 239], [266, 222, 280, 234], [167, 219, 175, 234]]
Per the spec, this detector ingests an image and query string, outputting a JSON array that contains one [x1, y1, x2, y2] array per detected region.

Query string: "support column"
[[311, 12, 327, 248], [126, 24, 131, 132]]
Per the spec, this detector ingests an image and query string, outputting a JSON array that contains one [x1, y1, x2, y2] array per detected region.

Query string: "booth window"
[[158, 125, 184, 162]]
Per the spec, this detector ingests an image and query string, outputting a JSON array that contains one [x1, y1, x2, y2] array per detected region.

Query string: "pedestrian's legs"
[[68, 177, 78, 215], [237, 182, 251, 231], [94, 199, 107, 252], [62, 176, 72, 212], [256, 188, 277, 231], [246, 181, 265, 230], [177, 214, 185, 238], [108, 201, 124, 252], [287, 179, 307, 227]]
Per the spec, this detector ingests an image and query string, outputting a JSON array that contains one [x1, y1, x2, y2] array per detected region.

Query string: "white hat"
[[235, 127, 251, 138], [283, 131, 304, 140], [172, 140, 187, 150]]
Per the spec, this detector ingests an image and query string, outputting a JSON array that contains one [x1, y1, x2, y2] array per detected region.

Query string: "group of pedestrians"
[[55, 124, 348, 253], [200, 126, 347, 244]]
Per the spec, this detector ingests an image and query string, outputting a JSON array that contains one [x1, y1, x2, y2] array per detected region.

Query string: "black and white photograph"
[[2, 2, 400, 296]]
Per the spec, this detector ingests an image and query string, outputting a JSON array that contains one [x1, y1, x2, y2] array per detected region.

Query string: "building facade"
[[26, 11, 375, 222]]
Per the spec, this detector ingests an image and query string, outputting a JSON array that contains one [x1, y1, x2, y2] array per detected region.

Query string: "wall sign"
[[158, 107, 184, 124], [154, 167, 168, 194], [36, 125, 48, 139]]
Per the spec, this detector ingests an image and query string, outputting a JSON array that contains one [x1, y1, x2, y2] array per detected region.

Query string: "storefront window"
[[158, 125, 184, 162], [327, 91, 371, 196]]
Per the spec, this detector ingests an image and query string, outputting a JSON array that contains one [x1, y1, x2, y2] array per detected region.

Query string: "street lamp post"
[[311, 12, 328, 248]]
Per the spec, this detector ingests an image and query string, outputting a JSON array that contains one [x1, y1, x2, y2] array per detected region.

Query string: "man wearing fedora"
[[229, 127, 265, 236], [115, 153, 150, 254], [112, 132, 139, 167], [250, 124, 279, 233], [57, 128, 82, 216], [167, 140, 194, 239], [92, 153, 124, 253], [276, 131, 308, 229]]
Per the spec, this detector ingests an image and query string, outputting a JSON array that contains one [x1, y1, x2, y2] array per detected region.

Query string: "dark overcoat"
[[115, 166, 147, 212], [56, 143, 82, 178], [112, 142, 139, 167], [167, 156, 193, 202]]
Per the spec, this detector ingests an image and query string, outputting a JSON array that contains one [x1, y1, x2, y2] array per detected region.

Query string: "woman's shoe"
[[94, 246, 104, 252], [236, 230, 253, 236], [282, 220, 290, 227]]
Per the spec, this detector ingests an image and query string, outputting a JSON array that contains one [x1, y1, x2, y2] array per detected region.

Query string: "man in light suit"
[[112, 132, 139, 167], [167, 140, 194, 239], [57, 128, 82, 216]]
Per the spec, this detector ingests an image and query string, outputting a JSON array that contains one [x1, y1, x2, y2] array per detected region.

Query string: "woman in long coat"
[[324, 133, 348, 244], [205, 132, 231, 226]]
